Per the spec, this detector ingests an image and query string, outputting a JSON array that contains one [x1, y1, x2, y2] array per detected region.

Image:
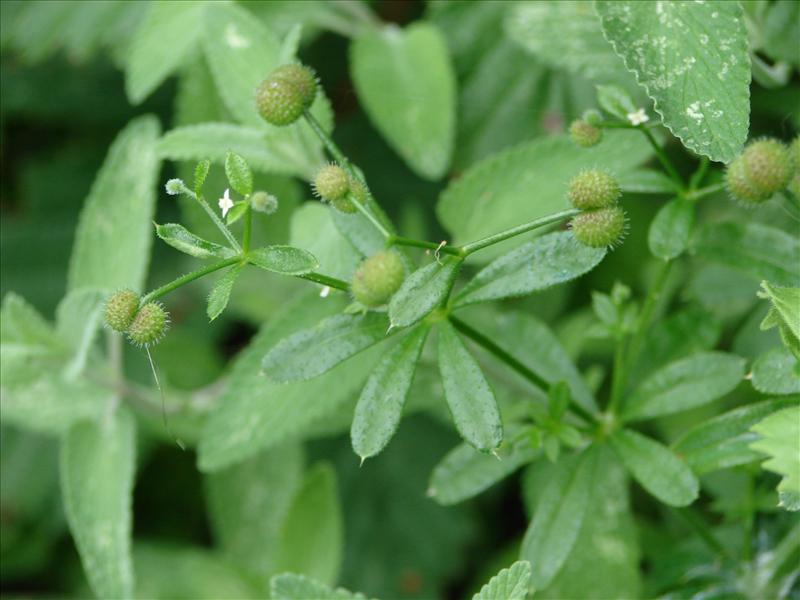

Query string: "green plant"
[[2, 1, 799, 599]]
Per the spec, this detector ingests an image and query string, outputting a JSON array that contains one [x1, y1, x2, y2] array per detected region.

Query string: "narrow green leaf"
[[247, 245, 318, 275], [224, 151, 253, 197], [693, 222, 800, 286], [351, 22, 456, 180], [596, 84, 639, 120], [262, 312, 389, 383], [750, 406, 800, 511], [752, 348, 800, 395], [618, 168, 678, 194], [68, 116, 161, 293], [60, 409, 136, 599], [156, 223, 236, 260], [125, 1, 206, 103], [275, 463, 343, 584], [648, 197, 694, 260], [437, 319, 502, 451], [473, 561, 531, 600], [389, 257, 461, 329], [207, 264, 244, 322], [674, 397, 799, 474], [351, 326, 429, 460], [455, 232, 606, 307], [622, 352, 745, 421], [194, 159, 211, 197], [610, 428, 698, 507], [225, 202, 248, 226], [596, 1, 750, 163], [270, 573, 366, 600], [521, 448, 596, 589]]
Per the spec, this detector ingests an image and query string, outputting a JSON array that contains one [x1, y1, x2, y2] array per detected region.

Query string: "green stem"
[[141, 257, 241, 304], [674, 508, 734, 561], [348, 192, 391, 238], [684, 182, 726, 201], [181, 187, 241, 252], [689, 156, 710, 190], [461, 209, 580, 256], [450, 316, 597, 425], [389, 236, 464, 257], [297, 272, 350, 292], [641, 127, 683, 189], [607, 336, 628, 415], [242, 204, 253, 253]]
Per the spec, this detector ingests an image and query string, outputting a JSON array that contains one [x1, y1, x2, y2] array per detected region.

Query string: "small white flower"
[[319, 286, 331, 298], [218, 188, 234, 217], [627, 108, 649, 126]]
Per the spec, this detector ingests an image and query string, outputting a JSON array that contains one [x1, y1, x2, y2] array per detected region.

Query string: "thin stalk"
[[389, 236, 464, 257], [461, 209, 580, 256], [182, 187, 242, 252], [685, 182, 726, 201], [450, 316, 597, 425], [689, 156, 710, 190], [607, 336, 628, 415], [297, 272, 350, 291], [349, 192, 391, 238], [641, 127, 683, 189], [242, 204, 253, 253], [674, 508, 734, 561], [141, 257, 241, 304]]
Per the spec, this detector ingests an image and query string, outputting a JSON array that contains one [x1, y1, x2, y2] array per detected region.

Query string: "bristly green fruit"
[[255, 63, 317, 126], [568, 170, 621, 210], [313, 164, 349, 202], [351, 250, 405, 307], [127, 302, 169, 347], [789, 137, 800, 198], [570, 206, 627, 248], [725, 138, 794, 205], [569, 119, 603, 148], [104, 289, 140, 333], [250, 191, 279, 215]]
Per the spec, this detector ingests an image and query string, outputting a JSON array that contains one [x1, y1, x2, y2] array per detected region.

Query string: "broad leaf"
[[437, 320, 502, 451], [597, 1, 750, 163], [55, 288, 106, 378], [289, 203, 360, 281], [351, 326, 429, 460], [207, 264, 244, 322], [610, 428, 698, 507], [455, 232, 606, 307], [750, 406, 800, 511], [156, 223, 236, 260], [61, 409, 136, 599], [262, 312, 389, 383], [224, 151, 253, 197], [247, 245, 318, 275], [351, 22, 456, 180], [388, 257, 462, 330], [648, 197, 694, 260], [270, 573, 366, 600], [473, 561, 531, 600], [596, 84, 638, 120], [68, 116, 160, 292], [752, 348, 800, 395], [622, 352, 745, 421]]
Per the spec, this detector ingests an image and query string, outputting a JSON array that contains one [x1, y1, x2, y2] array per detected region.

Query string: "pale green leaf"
[[225, 202, 249, 226], [759, 281, 800, 341], [207, 264, 243, 322], [125, 1, 206, 103], [596, 84, 638, 120], [455, 232, 606, 307], [750, 406, 800, 511], [610, 428, 698, 506], [277, 23, 302, 65], [437, 319, 502, 451], [247, 245, 318, 275], [330, 195, 397, 257], [351, 22, 456, 180], [68, 115, 161, 293], [270, 573, 366, 600], [289, 203, 360, 281], [752, 348, 800, 395], [674, 397, 799, 474], [156, 223, 236, 260], [262, 312, 389, 383], [61, 408, 136, 599], [55, 288, 106, 378], [473, 561, 531, 600], [351, 326, 429, 460], [648, 197, 694, 260], [521, 448, 596, 589], [596, 1, 750, 163], [388, 257, 462, 329], [224, 151, 253, 197], [622, 352, 745, 421], [618, 168, 678, 194], [194, 159, 211, 197]]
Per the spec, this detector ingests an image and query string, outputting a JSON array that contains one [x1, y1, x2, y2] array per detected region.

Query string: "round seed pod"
[[250, 191, 279, 215], [127, 302, 169, 347], [725, 138, 793, 204], [569, 119, 603, 148], [255, 63, 317, 126], [313, 164, 349, 202], [351, 251, 405, 307], [104, 290, 140, 333], [568, 170, 621, 210], [570, 206, 627, 248]]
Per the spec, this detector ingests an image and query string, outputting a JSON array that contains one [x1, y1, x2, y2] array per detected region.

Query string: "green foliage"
[[472, 561, 531, 600], [648, 197, 694, 260], [750, 406, 800, 511], [156, 223, 236, 260], [389, 257, 461, 329]]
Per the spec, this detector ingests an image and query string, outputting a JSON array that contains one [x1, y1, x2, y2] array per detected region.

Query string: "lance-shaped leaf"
[[473, 561, 531, 600], [521, 448, 597, 589], [247, 245, 318, 275], [207, 264, 244, 321], [455, 232, 606, 307], [156, 223, 237, 260], [194, 159, 210, 197], [648, 197, 694, 260], [437, 320, 502, 451], [389, 257, 462, 330], [750, 406, 800, 511], [262, 312, 390, 383], [752, 349, 800, 395], [611, 428, 698, 507], [351, 326, 429, 460], [61, 409, 136, 599], [224, 151, 253, 197], [622, 352, 745, 421]]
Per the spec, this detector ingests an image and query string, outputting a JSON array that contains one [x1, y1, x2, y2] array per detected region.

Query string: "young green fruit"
[[568, 170, 621, 210], [570, 206, 627, 248], [351, 251, 405, 307], [250, 191, 278, 215], [725, 138, 793, 204], [569, 119, 602, 148], [313, 164, 349, 202], [127, 302, 169, 347], [104, 289, 140, 333], [255, 63, 317, 126], [789, 137, 800, 198]]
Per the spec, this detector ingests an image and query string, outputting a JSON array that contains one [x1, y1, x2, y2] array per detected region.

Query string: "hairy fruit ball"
[[569, 119, 603, 148], [104, 290, 140, 333], [568, 170, 621, 210], [250, 191, 279, 215], [256, 63, 317, 126], [127, 302, 169, 347], [570, 206, 627, 248], [351, 251, 405, 307], [313, 164, 350, 202], [725, 138, 793, 205]]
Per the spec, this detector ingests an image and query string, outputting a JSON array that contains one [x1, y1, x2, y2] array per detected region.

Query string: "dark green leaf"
[[156, 223, 237, 260], [648, 197, 694, 260], [389, 257, 462, 330], [224, 151, 253, 197], [247, 245, 318, 275], [207, 264, 244, 322]]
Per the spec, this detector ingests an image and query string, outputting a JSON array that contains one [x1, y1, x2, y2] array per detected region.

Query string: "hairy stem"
[[181, 187, 242, 252], [389, 236, 464, 256], [641, 127, 683, 189], [242, 204, 253, 253], [461, 209, 580, 256], [141, 257, 241, 304], [297, 272, 350, 291], [684, 182, 726, 201]]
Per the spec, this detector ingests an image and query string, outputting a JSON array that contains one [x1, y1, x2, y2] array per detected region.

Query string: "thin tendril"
[[145, 346, 185, 451]]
